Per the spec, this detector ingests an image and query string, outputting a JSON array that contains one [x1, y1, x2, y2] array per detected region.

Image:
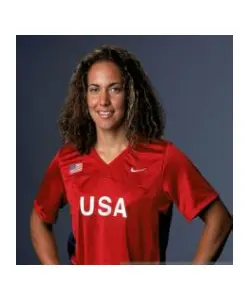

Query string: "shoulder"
[[58, 142, 77, 155], [134, 138, 190, 165], [56, 143, 82, 162], [133, 138, 173, 153], [130, 139, 175, 165]]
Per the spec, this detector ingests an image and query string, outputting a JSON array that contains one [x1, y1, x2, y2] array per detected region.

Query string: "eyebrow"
[[88, 82, 122, 88]]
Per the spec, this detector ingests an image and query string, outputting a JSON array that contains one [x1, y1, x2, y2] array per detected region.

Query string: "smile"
[[97, 111, 114, 118]]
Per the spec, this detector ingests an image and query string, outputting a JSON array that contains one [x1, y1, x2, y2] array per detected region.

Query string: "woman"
[[30, 45, 232, 265]]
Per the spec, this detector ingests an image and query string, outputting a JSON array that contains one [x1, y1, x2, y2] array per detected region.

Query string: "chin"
[[95, 119, 125, 132], [91, 113, 124, 130], [97, 123, 120, 131]]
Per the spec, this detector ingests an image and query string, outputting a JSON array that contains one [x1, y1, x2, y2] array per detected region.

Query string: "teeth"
[[98, 111, 113, 118], [99, 111, 111, 115]]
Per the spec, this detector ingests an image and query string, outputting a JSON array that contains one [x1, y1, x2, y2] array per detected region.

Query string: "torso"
[[58, 140, 172, 265]]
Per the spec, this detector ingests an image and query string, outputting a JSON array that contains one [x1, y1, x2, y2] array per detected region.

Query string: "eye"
[[110, 86, 122, 93], [89, 86, 99, 93]]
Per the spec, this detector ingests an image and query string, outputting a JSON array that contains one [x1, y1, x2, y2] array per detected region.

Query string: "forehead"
[[87, 61, 123, 84]]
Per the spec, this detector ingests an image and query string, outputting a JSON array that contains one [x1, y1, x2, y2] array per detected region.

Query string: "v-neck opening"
[[92, 144, 130, 167]]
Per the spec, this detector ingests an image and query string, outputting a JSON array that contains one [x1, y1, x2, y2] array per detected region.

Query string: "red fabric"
[[34, 150, 65, 224], [161, 142, 218, 221], [34, 140, 218, 264]]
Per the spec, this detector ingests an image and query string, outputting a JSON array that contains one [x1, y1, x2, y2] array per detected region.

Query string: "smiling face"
[[86, 61, 126, 132]]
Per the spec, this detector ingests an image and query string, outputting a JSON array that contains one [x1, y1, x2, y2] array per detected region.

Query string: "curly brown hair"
[[58, 45, 165, 154]]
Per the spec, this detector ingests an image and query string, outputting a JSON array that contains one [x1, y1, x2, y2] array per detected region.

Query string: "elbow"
[[30, 209, 42, 242], [201, 199, 233, 237], [213, 208, 232, 234], [30, 209, 52, 241], [210, 208, 233, 239], [30, 208, 37, 232], [225, 212, 233, 235], [30, 208, 42, 232], [217, 203, 233, 236]]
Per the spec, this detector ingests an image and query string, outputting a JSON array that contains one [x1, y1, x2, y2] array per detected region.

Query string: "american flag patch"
[[69, 163, 83, 175]]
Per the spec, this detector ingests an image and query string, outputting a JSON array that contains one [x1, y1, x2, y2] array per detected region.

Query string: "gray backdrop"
[[17, 35, 233, 265]]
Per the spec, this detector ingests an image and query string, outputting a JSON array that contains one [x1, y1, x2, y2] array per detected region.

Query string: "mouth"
[[97, 111, 114, 119]]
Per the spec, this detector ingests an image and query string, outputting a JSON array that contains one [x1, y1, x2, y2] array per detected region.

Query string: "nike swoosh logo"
[[130, 167, 147, 173]]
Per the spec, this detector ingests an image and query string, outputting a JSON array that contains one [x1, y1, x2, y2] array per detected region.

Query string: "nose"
[[99, 89, 111, 106]]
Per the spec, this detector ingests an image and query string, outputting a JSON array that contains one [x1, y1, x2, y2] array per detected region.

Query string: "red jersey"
[[34, 140, 218, 264]]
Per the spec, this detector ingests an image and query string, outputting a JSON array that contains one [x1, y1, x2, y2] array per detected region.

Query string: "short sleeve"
[[162, 142, 218, 221], [33, 150, 65, 224]]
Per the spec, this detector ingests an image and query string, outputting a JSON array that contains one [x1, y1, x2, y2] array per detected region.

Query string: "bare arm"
[[192, 198, 233, 264], [30, 208, 60, 265]]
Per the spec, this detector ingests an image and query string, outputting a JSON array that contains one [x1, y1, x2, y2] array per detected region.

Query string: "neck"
[[95, 126, 129, 152]]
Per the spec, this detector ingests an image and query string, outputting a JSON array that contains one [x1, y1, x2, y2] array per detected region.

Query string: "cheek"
[[87, 97, 98, 110], [113, 96, 126, 112]]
